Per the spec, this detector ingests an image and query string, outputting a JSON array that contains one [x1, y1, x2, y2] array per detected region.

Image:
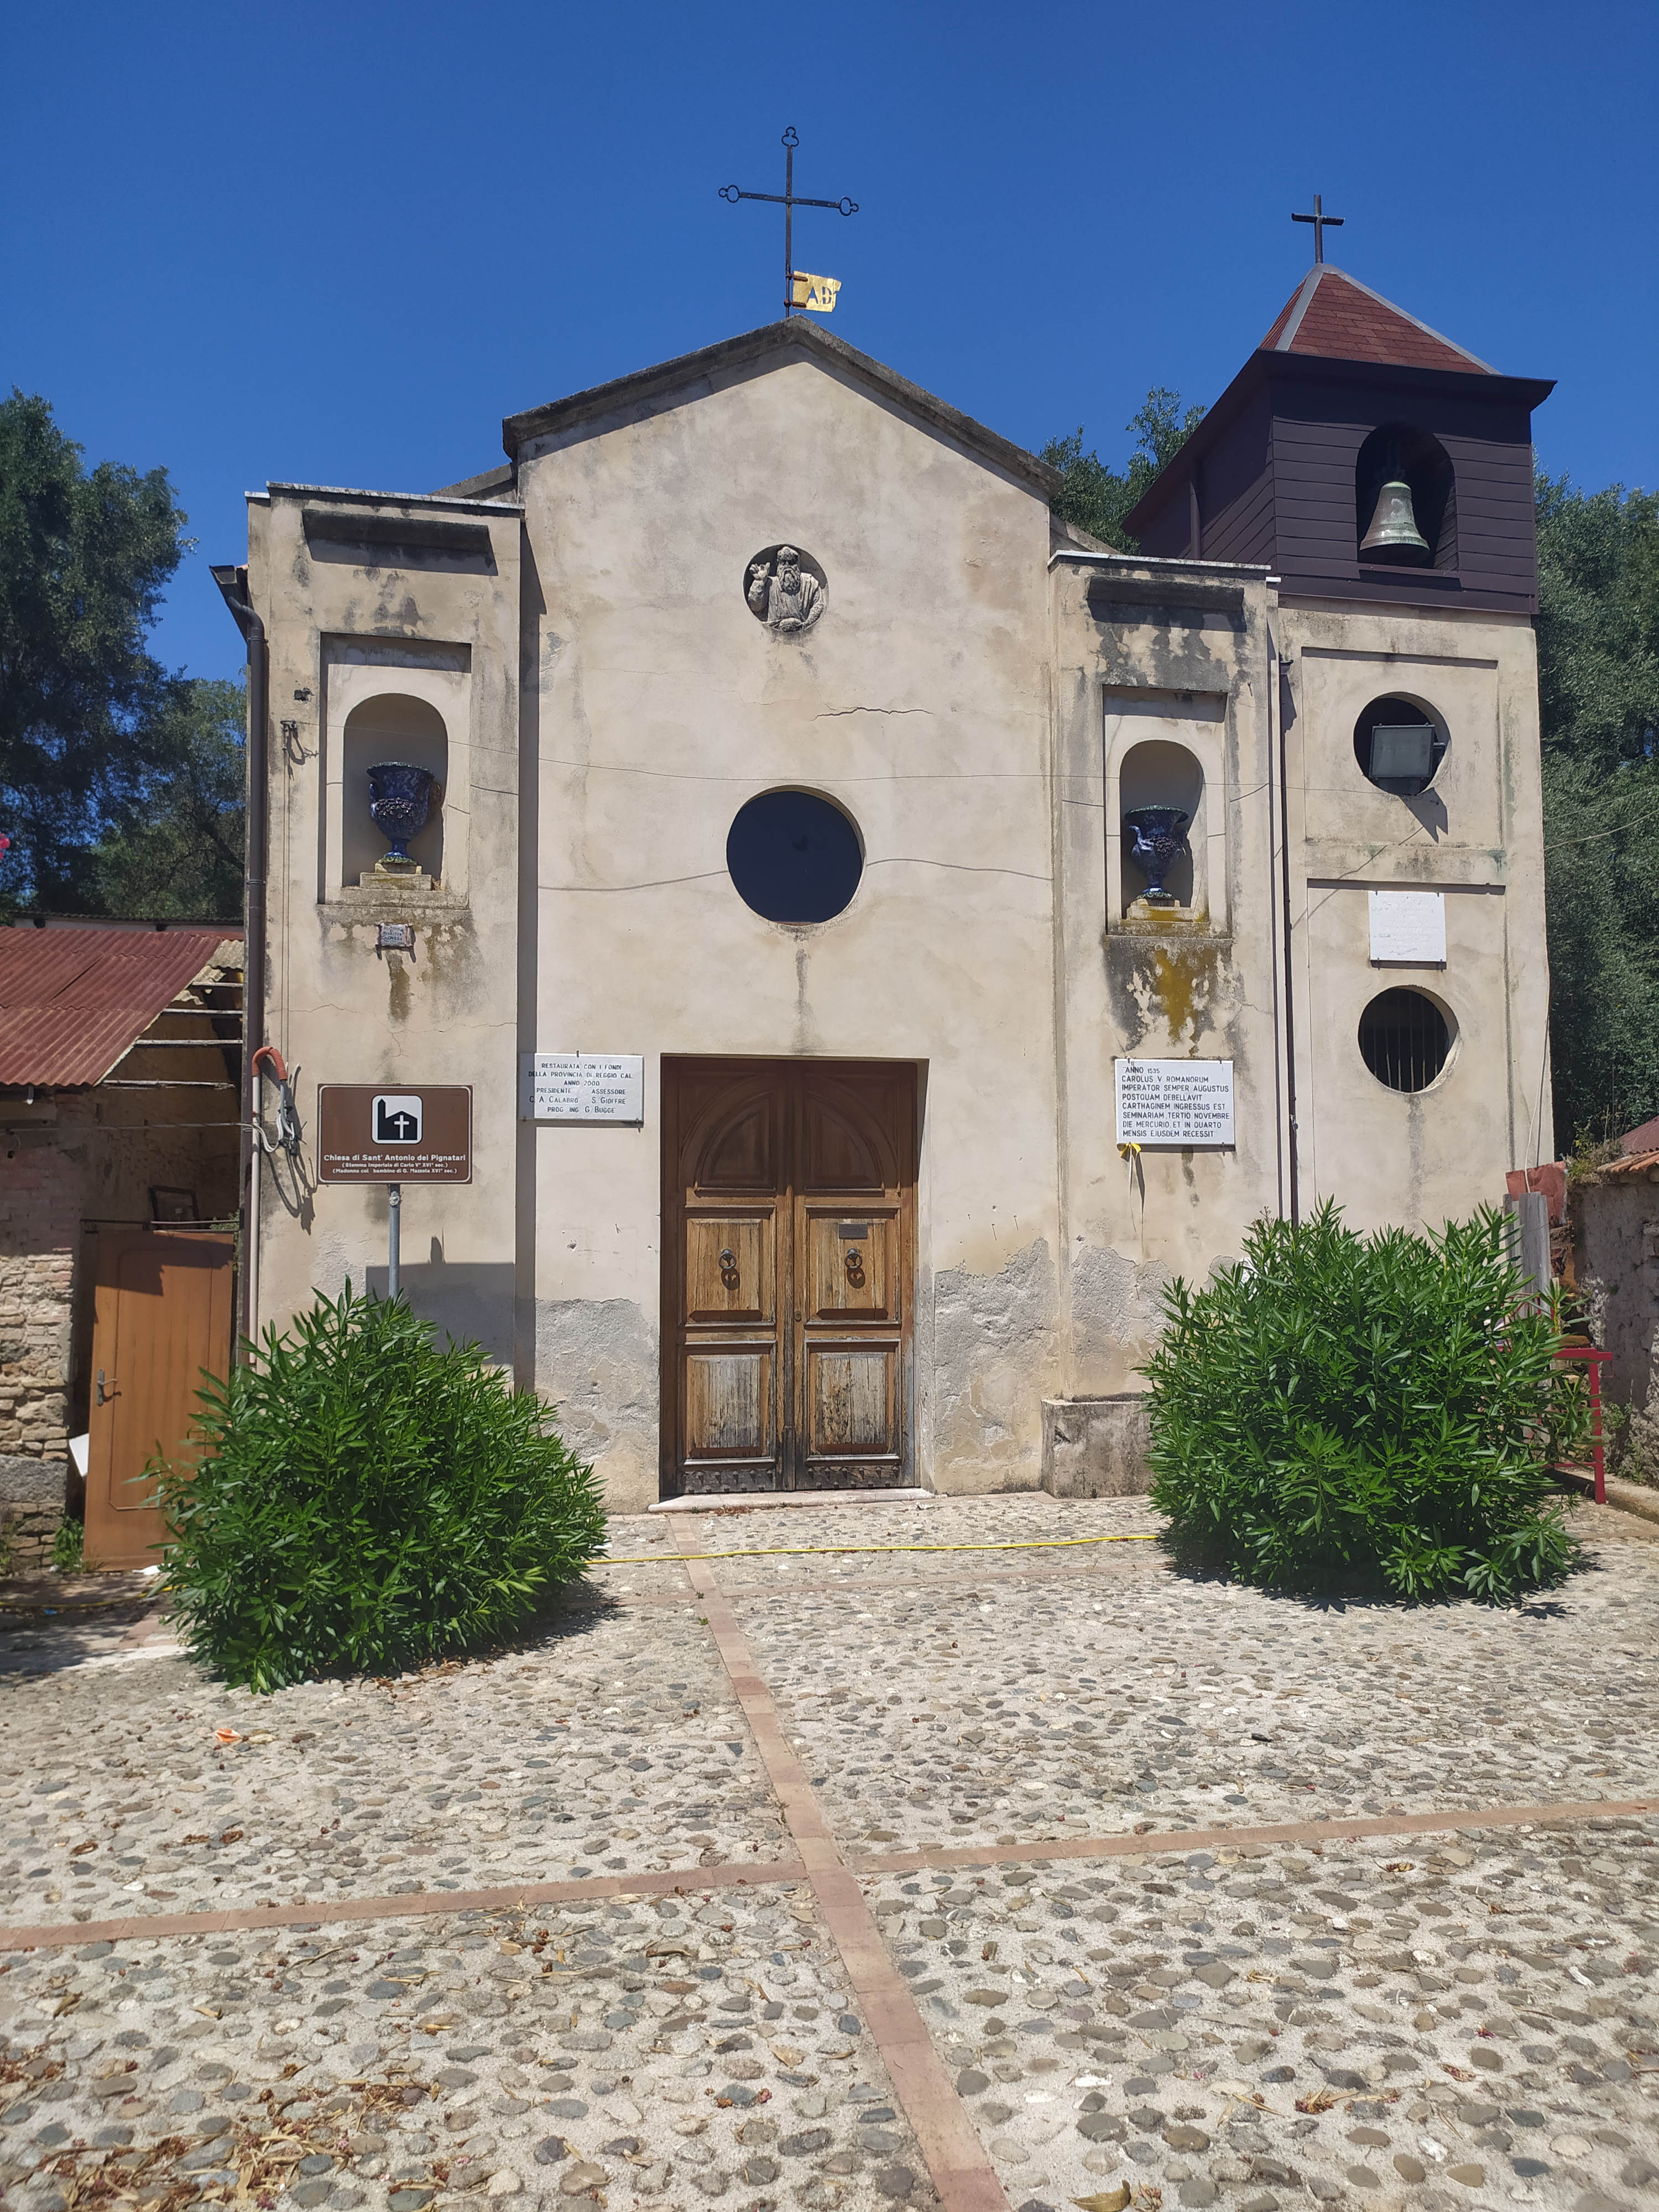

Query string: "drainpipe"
[[211, 564, 267, 1353], [1275, 646, 1300, 1227]]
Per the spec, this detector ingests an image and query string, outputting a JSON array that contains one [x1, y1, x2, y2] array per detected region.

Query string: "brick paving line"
[[0, 1854, 808, 1953], [5, 1789, 1656, 1955], [669, 1519, 1014, 2212], [851, 1791, 1659, 1876]]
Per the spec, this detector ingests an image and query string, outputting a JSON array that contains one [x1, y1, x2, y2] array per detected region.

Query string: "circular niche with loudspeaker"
[[726, 789, 863, 925]]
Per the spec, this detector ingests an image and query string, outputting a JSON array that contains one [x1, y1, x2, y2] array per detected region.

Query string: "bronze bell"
[[1360, 476, 1430, 562]]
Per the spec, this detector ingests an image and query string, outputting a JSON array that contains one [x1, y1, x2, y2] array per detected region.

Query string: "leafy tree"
[[0, 388, 194, 909], [1041, 388, 1207, 550], [85, 678, 246, 921], [1535, 471, 1659, 1150]]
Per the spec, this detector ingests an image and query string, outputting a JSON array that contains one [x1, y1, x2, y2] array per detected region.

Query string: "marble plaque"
[[520, 1053, 644, 1124], [1115, 1057, 1235, 1146], [1368, 889, 1446, 964]]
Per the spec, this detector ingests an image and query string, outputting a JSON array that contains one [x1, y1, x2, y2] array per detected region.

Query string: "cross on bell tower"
[[1292, 193, 1345, 263]]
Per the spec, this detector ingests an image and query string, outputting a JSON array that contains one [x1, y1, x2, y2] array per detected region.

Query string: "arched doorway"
[[661, 1060, 917, 1495]]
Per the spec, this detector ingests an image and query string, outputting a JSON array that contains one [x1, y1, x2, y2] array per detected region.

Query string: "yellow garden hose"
[[596, 1532, 1161, 1566]]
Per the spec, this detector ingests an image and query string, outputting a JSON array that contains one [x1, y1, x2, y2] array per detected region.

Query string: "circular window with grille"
[[1358, 988, 1453, 1093], [726, 789, 864, 925]]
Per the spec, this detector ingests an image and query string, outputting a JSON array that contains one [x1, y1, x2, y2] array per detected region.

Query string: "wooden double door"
[[662, 1060, 916, 1494]]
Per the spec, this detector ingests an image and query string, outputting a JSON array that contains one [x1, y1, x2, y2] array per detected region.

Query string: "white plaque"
[[520, 1053, 644, 1125], [1115, 1058, 1235, 1147], [1368, 890, 1446, 965]]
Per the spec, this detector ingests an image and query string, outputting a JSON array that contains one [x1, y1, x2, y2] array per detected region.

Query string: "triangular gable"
[[1259, 265, 1494, 375], [500, 320, 1061, 497]]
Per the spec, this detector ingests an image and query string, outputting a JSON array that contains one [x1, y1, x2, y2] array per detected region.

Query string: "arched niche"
[[341, 693, 448, 886], [1356, 423, 1457, 571], [1112, 733, 1214, 922]]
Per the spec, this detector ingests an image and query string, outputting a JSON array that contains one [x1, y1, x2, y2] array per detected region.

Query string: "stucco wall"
[[247, 492, 525, 1375], [1048, 559, 1283, 1400], [1278, 604, 1551, 1232], [517, 353, 1062, 1506]]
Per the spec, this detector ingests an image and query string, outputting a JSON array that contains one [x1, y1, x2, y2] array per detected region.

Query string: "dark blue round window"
[[726, 789, 863, 925]]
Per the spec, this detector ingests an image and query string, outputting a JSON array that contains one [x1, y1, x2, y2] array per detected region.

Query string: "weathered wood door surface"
[[85, 1230, 235, 1569], [662, 1060, 916, 1495]]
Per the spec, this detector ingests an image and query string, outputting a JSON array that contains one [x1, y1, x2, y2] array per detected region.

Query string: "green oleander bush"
[[1142, 1202, 1584, 1603], [156, 1285, 605, 1692]]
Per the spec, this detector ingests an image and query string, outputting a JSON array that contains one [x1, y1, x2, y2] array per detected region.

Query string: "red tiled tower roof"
[[1260, 265, 1494, 374]]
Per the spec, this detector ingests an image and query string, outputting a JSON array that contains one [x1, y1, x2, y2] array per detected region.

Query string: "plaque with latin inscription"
[[519, 1053, 645, 1125], [1115, 1058, 1235, 1147]]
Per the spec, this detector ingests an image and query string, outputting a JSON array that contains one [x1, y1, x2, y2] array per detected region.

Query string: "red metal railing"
[[1555, 1343, 1610, 1503]]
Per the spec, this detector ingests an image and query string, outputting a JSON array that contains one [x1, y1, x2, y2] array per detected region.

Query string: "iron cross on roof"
[[1292, 193, 1344, 263], [721, 127, 859, 317]]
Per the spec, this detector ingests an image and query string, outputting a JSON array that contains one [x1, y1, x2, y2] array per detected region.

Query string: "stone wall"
[[0, 1451, 68, 1573], [0, 1143, 76, 1463], [1572, 1169, 1659, 1482]]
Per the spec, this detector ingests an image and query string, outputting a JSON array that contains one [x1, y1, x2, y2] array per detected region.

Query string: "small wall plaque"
[[377, 922, 416, 952], [520, 1053, 645, 1125], [1115, 1058, 1235, 1147], [1368, 890, 1446, 965]]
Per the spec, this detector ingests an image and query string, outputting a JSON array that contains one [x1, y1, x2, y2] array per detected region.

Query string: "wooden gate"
[[85, 1230, 236, 1570], [662, 1060, 916, 1495]]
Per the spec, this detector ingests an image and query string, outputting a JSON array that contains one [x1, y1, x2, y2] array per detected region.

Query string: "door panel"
[[684, 1347, 775, 1465], [805, 1344, 896, 1458], [805, 1211, 896, 1319], [85, 1230, 235, 1570], [663, 1061, 915, 1495], [686, 1213, 774, 1324]]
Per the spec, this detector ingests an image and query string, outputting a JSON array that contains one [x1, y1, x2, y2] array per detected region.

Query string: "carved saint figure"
[[748, 545, 825, 632]]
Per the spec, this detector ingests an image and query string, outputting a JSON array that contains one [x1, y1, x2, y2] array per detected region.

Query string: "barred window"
[[1358, 989, 1451, 1093]]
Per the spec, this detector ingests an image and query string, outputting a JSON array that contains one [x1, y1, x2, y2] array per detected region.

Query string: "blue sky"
[[4, 0, 1653, 682]]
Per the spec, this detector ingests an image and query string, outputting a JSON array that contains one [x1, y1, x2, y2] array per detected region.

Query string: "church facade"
[[224, 268, 1554, 1510]]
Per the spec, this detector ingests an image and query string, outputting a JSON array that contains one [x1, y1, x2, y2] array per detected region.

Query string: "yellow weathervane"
[[789, 272, 841, 315]]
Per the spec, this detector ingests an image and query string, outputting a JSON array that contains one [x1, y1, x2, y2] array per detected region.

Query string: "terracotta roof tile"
[[0, 927, 236, 1088], [1260, 266, 1494, 374]]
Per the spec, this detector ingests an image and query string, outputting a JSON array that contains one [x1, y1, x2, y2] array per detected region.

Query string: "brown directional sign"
[[316, 1086, 472, 1184]]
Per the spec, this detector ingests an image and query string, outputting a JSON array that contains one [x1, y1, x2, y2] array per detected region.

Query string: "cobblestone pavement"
[[736, 1500, 1659, 1854], [2, 1492, 1657, 2212], [0, 1883, 937, 2212], [0, 1612, 785, 1925], [859, 1812, 1659, 2212]]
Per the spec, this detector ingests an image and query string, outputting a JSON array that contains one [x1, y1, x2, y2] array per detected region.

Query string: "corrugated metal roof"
[[0, 927, 238, 1088]]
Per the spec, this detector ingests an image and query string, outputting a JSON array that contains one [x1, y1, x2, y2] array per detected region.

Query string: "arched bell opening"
[[1355, 424, 1457, 571]]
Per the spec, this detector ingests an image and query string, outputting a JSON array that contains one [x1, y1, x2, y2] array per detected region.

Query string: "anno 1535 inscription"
[[1115, 1057, 1235, 1147]]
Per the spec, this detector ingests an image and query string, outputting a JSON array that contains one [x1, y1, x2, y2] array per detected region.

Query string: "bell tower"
[[1118, 263, 1558, 1232], [1124, 262, 1553, 612]]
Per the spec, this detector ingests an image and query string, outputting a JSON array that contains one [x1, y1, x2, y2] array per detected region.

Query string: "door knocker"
[[718, 1246, 740, 1291], [843, 1245, 866, 1289]]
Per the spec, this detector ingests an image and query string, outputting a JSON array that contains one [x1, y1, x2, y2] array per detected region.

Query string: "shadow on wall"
[[364, 1261, 515, 1368]]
